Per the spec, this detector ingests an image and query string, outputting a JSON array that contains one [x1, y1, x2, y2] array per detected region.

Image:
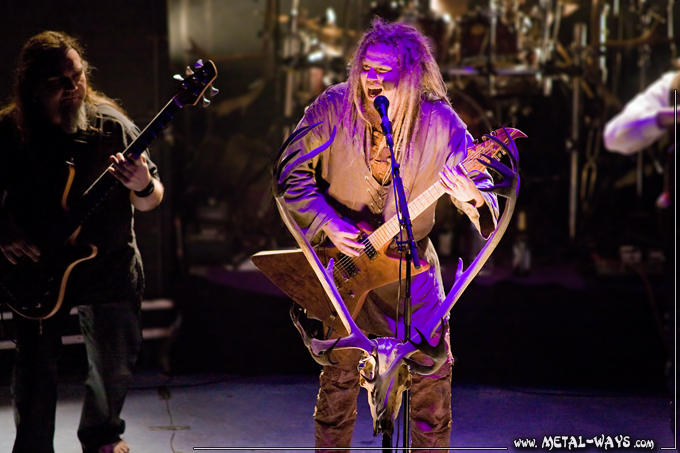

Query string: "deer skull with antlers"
[[269, 123, 523, 437]]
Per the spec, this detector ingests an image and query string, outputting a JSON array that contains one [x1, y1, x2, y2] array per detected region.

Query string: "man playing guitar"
[[279, 18, 499, 451], [0, 31, 163, 453]]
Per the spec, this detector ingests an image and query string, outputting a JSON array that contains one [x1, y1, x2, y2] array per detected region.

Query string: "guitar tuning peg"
[[202, 96, 211, 107], [210, 86, 219, 97], [194, 59, 204, 68], [185, 66, 194, 76], [173, 74, 184, 81]]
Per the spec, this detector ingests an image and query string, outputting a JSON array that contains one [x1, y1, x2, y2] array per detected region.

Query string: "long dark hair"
[[0, 31, 128, 142]]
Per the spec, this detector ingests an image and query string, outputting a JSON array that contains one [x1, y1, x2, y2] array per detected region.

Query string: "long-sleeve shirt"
[[281, 82, 498, 337], [603, 71, 676, 155]]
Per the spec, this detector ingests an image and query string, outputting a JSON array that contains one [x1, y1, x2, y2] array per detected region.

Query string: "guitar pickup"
[[364, 242, 378, 261], [337, 253, 359, 278]]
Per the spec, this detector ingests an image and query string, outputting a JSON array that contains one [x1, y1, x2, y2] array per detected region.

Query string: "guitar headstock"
[[479, 128, 527, 146], [173, 59, 219, 107], [463, 127, 527, 173]]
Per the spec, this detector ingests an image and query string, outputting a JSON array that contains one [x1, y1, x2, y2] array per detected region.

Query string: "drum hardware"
[[445, 0, 550, 98], [538, 0, 558, 69], [610, 0, 625, 96], [488, 0, 499, 90], [602, 20, 668, 48], [447, 83, 496, 139], [549, 0, 677, 238], [342, 0, 365, 61], [280, 0, 301, 139], [568, 22, 587, 240], [553, 41, 595, 98], [278, 3, 360, 138], [369, 0, 408, 22], [624, 0, 676, 200], [666, 0, 676, 60], [579, 119, 601, 213], [588, 0, 606, 77], [597, 1, 609, 84], [611, 0, 675, 200]]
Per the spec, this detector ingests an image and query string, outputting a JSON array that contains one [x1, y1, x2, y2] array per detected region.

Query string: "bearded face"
[[36, 48, 88, 133]]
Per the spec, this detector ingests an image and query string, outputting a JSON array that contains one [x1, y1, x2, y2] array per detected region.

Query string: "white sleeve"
[[603, 71, 675, 155]]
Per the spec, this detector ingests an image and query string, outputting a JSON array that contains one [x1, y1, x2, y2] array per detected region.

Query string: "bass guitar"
[[0, 60, 218, 320], [252, 128, 526, 334]]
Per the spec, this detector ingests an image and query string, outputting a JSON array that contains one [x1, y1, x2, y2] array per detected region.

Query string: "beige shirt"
[[283, 83, 498, 335]]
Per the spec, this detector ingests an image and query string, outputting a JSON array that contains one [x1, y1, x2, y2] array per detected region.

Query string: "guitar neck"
[[51, 97, 182, 245], [366, 128, 522, 250], [369, 181, 446, 249]]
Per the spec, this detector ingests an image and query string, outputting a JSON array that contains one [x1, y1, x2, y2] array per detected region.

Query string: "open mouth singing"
[[367, 87, 382, 98]]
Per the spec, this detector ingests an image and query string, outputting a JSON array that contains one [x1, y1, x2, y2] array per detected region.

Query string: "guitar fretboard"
[[49, 98, 183, 247], [366, 129, 521, 250]]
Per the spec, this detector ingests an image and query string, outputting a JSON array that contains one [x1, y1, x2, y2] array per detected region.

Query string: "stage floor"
[[0, 372, 675, 452]]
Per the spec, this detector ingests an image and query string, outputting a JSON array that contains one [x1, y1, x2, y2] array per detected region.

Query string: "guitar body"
[[0, 237, 97, 320], [254, 127, 527, 333], [0, 163, 98, 320], [251, 244, 429, 335]]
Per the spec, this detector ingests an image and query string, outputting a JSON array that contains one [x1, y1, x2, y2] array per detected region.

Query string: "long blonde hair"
[[343, 17, 450, 161]]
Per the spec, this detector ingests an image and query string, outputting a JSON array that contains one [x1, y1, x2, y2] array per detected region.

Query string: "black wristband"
[[134, 180, 155, 198]]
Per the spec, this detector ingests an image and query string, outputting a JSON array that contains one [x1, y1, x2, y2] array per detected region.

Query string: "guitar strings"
[[329, 133, 508, 282]]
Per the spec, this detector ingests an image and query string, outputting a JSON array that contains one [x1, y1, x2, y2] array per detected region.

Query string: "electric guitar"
[[0, 60, 218, 320], [252, 128, 526, 334]]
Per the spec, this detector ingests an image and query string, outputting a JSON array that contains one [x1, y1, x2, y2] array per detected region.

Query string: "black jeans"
[[11, 301, 142, 453]]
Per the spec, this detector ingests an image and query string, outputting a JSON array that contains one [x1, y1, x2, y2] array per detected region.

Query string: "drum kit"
[[276, 0, 675, 137], [367, 0, 551, 136], [276, 0, 552, 136], [274, 0, 675, 243]]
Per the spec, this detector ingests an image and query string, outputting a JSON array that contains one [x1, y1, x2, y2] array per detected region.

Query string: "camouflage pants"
[[313, 330, 453, 453]]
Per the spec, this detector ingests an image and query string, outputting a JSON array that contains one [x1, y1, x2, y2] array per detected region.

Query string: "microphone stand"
[[380, 116, 421, 453]]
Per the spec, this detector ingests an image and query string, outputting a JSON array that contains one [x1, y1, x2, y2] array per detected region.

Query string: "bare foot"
[[98, 439, 130, 453]]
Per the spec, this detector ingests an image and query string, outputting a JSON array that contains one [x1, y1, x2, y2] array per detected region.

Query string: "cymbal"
[[277, 14, 356, 40], [429, 0, 468, 18], [302, 18, 356, 40]]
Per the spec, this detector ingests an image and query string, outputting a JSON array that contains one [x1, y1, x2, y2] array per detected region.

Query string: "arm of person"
[[321, 218, 365, 257], [603, 71, 677, 155], [441, 124, 499, 239], [440, 164, 497, 239], [108, 152, 164, 211], [656, 107, 676, 128], [440, 165, 485, 208], [285, 129, 364, 256], [282, 89, 359, 253]]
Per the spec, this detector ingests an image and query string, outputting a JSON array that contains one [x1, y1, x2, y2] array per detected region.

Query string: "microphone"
[[373, 95, 394, 148]]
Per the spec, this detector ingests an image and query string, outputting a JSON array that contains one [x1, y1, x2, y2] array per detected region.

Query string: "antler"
[[273, 123, 376, 361], [288, 303, 332, 365], [275, 123, 522, 360], [272, 124, 522, 436], [410, 127, 522, 361], [351, 126, 523, 376]]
